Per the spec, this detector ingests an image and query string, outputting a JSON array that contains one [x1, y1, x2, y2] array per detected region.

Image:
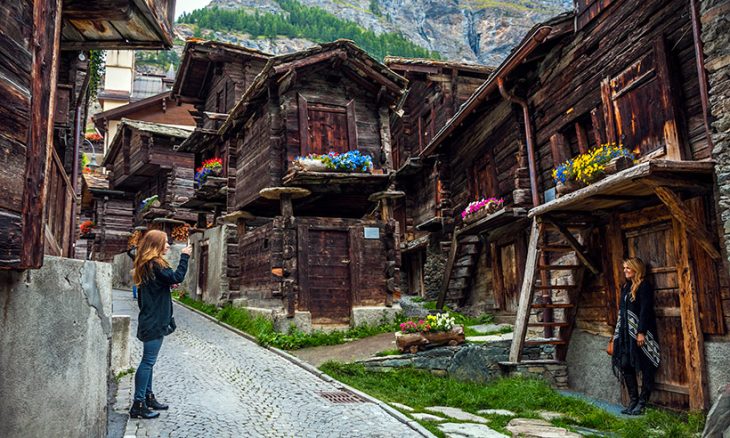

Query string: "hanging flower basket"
[[461, 198, 505, 224], [293, 150, 373, 173]]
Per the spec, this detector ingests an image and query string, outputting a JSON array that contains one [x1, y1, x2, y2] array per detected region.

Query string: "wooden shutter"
[[471, 153, 498, 200], [603, 38, 683, 160], [298, 95, 355, 156]]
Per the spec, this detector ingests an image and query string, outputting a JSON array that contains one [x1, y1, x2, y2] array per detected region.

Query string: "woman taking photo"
[[609, 257, 660, 416], [129, 230, 192, 419]]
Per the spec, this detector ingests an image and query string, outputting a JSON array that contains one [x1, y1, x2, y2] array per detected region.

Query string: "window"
[[602, 38, 682, 160], [469, 153, 498, 201], [298, 94, 357, 155]]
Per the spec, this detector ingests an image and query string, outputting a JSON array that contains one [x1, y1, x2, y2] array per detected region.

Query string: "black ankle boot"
[[628, 399, 646, 415], [146, 393, 169, 410], [129, 400, 160, 419]]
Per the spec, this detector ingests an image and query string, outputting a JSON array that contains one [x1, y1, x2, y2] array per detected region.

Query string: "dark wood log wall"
[[528, 0, 709, 191], [0, 0, 62, 268], [235, 106, 272, 209], [94, 197, 133, 262]]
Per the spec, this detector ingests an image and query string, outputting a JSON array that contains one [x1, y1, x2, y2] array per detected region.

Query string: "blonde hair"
[[623, 257, 646, 302], [133, 230, 170, 285]]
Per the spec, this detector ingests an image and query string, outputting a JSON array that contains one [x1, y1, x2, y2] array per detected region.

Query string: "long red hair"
[[133, 230, 170, 285]]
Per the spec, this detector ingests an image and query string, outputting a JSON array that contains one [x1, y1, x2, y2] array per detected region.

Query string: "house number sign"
[[363, 227, 380, 239]]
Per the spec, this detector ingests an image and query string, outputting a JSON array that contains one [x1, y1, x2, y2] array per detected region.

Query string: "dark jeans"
[[134, 337, 163, 402]]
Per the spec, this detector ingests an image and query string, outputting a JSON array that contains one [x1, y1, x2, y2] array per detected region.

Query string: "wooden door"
[[621, 215, 689, 410], [198, 243, 208, 300], [303, 229, 352, 324]]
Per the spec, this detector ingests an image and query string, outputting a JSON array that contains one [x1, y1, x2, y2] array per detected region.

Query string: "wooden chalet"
[[217, 40, 408, 328], [172, 40, 272, 222], [409, 0, 727, 411], [0, 0, 175, 270], [385, 57, 495, 300], [102, 119, 195, 234], [78, 172, 133, 262]]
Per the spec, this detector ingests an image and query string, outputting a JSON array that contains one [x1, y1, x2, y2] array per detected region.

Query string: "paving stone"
[[506, 418, 581, 438], [437, 422, 508, 437], [113, 290, 420, 438], [391, 402, 415, 412], [425, 406, 489, 423], [477, 409, 516, 416], [411, 413, 446, 421]]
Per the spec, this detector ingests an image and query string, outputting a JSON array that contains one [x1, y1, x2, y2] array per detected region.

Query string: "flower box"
[[461, 198, 504, 224], [552, 143, 635, 189], [293, 150, 373, 173], [395, 325, 465, 353], [555, 179, 583, 197], [292, 158, 330, 172], [604, 155, 633, 175]]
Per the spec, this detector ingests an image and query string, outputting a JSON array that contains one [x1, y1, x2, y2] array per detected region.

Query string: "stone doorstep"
[[506, 418, 580, 438]]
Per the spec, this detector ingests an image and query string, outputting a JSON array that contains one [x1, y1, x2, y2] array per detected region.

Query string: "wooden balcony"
[[61, 0, 176, 50], [44, 149, 76, 257]]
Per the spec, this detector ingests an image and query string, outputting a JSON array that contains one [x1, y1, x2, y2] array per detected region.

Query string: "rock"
[[411, 413, 446, 422], [703, 384, 730, 438], [398, 295, 431, 318], [467, 333, 514, 342], [537, 411, 564, 421], [425, 406, 489, 423], [447, 344, 507, 382], [477, 409, 516, 416], [469, 323, 513, 334], [390, 402, 414, 412], [506, 419, 580, 438], [437, 422, 508, 438]]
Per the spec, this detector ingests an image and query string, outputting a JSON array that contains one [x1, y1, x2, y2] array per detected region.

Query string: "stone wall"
[[359, 340, 565, 388], [423, 237, 447, 300], [0, 257, 113, 438], [565, 330, 622, 405], [702, 0, 730, 260]]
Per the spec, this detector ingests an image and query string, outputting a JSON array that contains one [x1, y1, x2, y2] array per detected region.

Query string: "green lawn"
[[319, 363, 705, 438], [173, 292, 403, 350]]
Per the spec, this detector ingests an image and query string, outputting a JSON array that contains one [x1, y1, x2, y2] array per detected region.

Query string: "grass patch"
[[173, 291, 403, 350], [319, 363, 704, 437], [420, 300, 495, 327], [114, 367, 135, 383]]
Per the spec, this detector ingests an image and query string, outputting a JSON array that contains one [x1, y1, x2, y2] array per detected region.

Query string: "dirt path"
[[288, 332, 397, 367]]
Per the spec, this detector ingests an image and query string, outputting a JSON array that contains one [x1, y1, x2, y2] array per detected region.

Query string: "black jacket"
[[137, 254, 189, 342]]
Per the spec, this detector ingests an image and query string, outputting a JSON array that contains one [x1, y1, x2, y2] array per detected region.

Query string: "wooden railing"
[[44, 149, 75, 257]]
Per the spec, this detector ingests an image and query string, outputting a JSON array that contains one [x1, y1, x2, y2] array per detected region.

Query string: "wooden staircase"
[[510, 216, 599, 362], [436, 233, 481, 309]]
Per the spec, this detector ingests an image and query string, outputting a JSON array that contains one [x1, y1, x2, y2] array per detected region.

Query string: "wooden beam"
[[543, 218, 600, 275], [509, 218, 541, 362], [672, 217, 709, 410], [436, 232, 459, 310], [21, 0, 62, 268], [650, 185, 721, 260], [273, 49, 346, 75]]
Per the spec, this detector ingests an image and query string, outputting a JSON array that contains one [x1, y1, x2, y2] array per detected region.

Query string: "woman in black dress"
[[610, 257, 660, 415]]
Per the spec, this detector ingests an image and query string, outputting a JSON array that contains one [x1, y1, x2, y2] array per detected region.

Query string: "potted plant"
[[139, 195, 160, 213], [461, 197, 505, 224], [79, 220, 95, 238], [552, 144, 635, 196], [194, 158, 223, 187], [293, 150, 373, 173], [395, 312, 465, 353]]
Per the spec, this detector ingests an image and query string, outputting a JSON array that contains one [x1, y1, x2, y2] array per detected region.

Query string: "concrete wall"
[[706, 341, 730, 405], [112, 243, 193, 292], [565, 329, 622, 405], [187, 225, 233, 305], [0, 257, 113, 438]]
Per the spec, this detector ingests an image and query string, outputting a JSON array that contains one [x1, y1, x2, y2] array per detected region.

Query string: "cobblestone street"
[[113, 290, 422, 438]]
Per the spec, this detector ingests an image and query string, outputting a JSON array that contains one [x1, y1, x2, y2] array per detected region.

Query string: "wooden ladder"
[[509, 216, 599, 362], [436, 233, 481, 310]]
